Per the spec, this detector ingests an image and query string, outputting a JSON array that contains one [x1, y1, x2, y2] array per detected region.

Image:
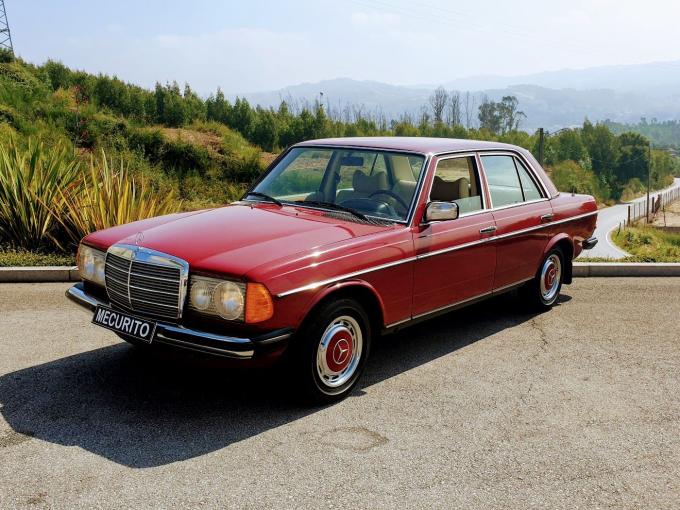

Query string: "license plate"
[[92, 306, 157, 344]]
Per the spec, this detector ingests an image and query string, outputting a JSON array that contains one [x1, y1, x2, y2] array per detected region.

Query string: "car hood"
[[84, 203, 395, 278]]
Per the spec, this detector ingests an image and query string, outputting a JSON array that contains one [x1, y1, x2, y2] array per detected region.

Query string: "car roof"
[[294, 136, 524, 155]]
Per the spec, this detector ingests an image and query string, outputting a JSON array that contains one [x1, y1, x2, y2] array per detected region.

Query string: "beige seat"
[[336, 170, 388, 203], [430, 176, 470, 202]]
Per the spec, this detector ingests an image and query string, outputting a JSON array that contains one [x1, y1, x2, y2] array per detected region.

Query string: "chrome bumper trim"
[[66, 283, 292, 360], [582, 236, 598, 250]]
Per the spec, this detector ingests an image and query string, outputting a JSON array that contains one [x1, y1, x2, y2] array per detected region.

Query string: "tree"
[[428, 86, 449, 124], [582, 120, 619, 179], [555, 129, 588, 164], [463, 91, 476, 129], [498, 96, 526, 133], [446, 91, 461, 126], [478, 96, 502, 134], [616, 132, 649, 183]]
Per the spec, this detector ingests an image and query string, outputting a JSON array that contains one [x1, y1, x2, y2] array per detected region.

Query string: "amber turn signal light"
[[245, 283, 274, 323]]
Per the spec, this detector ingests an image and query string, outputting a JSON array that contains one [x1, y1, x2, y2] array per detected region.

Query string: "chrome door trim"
[[275, 255, 419, 298], [275, 210, 597, 298], [385, 276, 535, 329]]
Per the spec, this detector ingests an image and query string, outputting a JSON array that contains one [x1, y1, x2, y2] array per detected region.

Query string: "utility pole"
[[0, 0, 13, 55], [646, 142, 652, 223], [538, 128, 545, 166]]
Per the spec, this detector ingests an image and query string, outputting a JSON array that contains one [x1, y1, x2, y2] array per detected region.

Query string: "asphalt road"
[[1, 280, 679, 509], [581, 177, 680, 259]]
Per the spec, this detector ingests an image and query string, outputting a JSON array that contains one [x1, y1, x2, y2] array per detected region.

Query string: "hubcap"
[[540, 254, 562, 302], [316, 315, 362, 388]]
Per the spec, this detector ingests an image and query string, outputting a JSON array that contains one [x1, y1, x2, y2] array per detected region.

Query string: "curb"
[[0, 266, 80, 283], [573, 262, 680, 277]]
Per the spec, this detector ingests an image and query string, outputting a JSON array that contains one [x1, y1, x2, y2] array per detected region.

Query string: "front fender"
[[300, 279, 387, 328]]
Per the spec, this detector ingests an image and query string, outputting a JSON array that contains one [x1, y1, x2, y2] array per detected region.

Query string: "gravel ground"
[[0, 279, 679, 509]]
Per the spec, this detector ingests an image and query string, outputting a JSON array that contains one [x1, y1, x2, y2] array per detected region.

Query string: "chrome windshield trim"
[[245, 144, 429, 226], [275, 210, 597, 298]]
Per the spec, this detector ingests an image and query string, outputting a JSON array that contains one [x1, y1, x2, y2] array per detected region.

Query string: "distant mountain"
[[441, 60, 680, 96], [239, 60, 680, 131]]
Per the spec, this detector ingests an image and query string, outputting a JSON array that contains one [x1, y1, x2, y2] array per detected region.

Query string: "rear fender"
[[543, 233, 574, 284]]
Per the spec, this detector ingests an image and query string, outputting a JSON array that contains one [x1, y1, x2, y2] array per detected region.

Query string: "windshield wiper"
[[244, 191, 283, 207], [294, 200, 368, 221]]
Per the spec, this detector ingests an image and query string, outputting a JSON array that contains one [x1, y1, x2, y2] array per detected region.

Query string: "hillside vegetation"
[[0, 49, 679, 257]]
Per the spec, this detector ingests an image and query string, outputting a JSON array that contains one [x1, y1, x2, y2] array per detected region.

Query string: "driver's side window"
[[431, 156, 484, 215]]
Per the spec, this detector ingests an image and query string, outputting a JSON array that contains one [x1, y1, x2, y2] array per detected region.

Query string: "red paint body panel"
[[491, 200, 555, 289], [78, 138, 597, 357], [412, 213, 496, 315]]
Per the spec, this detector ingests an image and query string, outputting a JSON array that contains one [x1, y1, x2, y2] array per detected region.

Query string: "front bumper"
[[66, 283, 293, 360]]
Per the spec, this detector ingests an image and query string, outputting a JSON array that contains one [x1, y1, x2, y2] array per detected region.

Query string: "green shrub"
[[54, 151, 182, 246], [0, 138, 81, 250]]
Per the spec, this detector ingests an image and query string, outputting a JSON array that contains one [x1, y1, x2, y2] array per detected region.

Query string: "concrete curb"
[[573, 262, 680, 277], [0, 266, 80, 283]]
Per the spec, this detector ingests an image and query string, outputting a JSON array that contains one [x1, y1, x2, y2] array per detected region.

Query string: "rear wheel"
[[524, 248, 564, 310], [290, 298, 371, 405]]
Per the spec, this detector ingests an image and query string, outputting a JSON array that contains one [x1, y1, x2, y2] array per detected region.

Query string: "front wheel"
[[523, 248, 564, 310], [290, 298, 371, 405]]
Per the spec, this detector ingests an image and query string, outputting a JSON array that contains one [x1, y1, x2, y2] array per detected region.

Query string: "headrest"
[[431, 176, 470, 201], [353, 171, 388, 193]]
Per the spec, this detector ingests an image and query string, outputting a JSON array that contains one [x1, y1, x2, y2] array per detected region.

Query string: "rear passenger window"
[[515, 159, 542, 201], [481, 155, 543, 207], [430, 156, 483, 214]]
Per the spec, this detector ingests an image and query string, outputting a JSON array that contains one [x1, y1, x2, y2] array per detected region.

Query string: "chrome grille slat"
[[128, 284, 179, 297], [104, 246, 188, 320], [128, 271, 181, 283]]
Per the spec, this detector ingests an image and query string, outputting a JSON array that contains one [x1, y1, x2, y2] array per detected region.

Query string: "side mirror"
[[424, 201, 459, 222]]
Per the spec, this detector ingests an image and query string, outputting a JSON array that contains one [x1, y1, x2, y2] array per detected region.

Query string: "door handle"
[[541, 213, 555, 222], [479, 225, 497, 234]]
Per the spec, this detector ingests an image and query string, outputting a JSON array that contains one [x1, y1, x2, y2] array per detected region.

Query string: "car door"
[[479, 153, 554, 290], [412, 154, 496, 317]]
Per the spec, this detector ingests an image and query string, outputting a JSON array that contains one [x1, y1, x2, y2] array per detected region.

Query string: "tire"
[[523, 247, 564, 310], [289, 298, 372, 405]]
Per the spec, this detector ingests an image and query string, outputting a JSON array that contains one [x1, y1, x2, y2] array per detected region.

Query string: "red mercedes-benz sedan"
[[67, 137, 598, 403]]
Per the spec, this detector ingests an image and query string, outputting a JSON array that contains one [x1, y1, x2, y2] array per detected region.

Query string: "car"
[[67, 137, 598, 403]]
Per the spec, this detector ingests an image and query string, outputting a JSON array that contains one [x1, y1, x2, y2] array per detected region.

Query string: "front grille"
[[105, 247, 187, 320]]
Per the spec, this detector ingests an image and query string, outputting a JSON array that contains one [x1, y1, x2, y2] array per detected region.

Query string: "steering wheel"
[[368, 190, 409, 211]]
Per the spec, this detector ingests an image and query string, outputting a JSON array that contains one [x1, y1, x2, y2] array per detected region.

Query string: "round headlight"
[[214, 281, 244, 320], [93, 256, 106, 285], [80, 247, 95, 280], [190, 280, 213, 311]]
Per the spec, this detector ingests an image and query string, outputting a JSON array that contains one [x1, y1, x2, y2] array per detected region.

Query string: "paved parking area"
[[0, 279, 679, 509]]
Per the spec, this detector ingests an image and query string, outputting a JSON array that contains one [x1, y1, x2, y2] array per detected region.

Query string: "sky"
[[6, 0, 680, 95]]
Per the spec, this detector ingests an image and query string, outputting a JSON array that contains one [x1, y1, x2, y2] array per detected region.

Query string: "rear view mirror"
[[340, 156, 364, 167], [425, 201, 459, 222]]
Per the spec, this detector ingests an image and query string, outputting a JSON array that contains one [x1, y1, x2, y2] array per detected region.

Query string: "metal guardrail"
[[625, 186, 680, 226]]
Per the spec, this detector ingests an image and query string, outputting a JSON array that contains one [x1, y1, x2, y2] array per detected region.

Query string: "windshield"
[[250, 147, 426, 221]]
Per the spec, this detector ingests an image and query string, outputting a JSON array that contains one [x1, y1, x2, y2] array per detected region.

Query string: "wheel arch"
[[543, 233, 574, 284], [300, 280, 386, 335]]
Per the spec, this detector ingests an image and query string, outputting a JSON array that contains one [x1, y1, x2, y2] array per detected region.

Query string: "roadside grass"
[[610, 226, 680, 262], [0, 246, 75, 267]]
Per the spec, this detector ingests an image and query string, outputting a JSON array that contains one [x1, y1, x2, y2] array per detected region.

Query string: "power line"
[[0, 0, 13, 55]]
